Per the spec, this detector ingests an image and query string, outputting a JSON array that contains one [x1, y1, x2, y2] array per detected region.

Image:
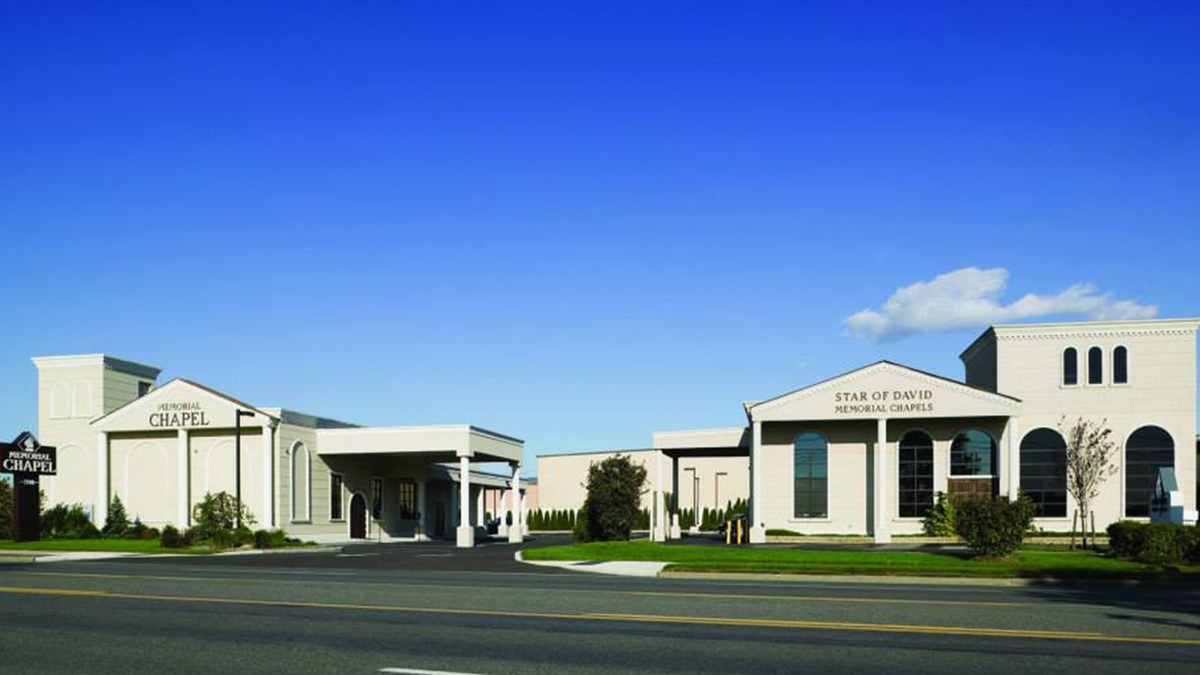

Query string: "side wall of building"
[[996, 325, 1198, 522]]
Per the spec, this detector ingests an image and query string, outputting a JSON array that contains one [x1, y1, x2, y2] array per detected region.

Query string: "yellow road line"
[[18, 571, 1025, 607], [0, 585, 1196, 646]]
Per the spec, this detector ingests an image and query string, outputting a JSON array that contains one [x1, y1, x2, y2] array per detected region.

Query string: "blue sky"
[[2, 2, 1198, 472]]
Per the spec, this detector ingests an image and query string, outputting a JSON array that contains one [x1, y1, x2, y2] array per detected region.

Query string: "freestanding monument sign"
[[0, 432, 57, 542]]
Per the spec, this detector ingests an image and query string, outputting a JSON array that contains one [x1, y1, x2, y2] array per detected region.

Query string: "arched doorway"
[[349, 493, 368, 539]]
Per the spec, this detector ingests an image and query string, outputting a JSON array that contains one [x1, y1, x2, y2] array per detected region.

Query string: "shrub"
[[1106, 521, 1200, 565], [922, 492, 956, 537], [576, 454, 647, 542], [129, 518, 159, 540], [191, 491, 255, 548], [160, 525, 190, 548], [103, 495, 130, 537], [253, 529, 289, 549], [234, 525, 255, 547], [40, 503, 100, 539], [1137, 523, 1190, 565], [953, 495, 1036, 558], [571, 507, 591, 542], [1106, 521, 1145, 558]]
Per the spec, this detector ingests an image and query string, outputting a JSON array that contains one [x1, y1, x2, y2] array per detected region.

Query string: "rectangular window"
[[330, 474, 344, 521], [137, 381, 152, 398], [371, 477, 383, 520], [398, 479, 417, 519]]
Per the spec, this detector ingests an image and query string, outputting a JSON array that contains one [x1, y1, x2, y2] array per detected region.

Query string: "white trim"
[[122, 439, 172, 524], [347, 491, 368, 539], [1122, 424, 1177, 518], [289, 440, 312, 523], [894, 427, 935, 519], [1111, 344, 1130, 386], [788, 430, 830, 520], [370, 475, 384, 523], [1085, 345, 1105, 386], [948, 428, 999, 478], [329, 472, 345, 522], [1060, 346, 1080, 388]]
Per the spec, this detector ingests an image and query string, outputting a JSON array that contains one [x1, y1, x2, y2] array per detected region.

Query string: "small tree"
[[922, 491, 956, 537], [0, 479, 13, 539], [576, 454, 647, 542], [1060, 417, 1118, 548], [103, 494, 130, 537]]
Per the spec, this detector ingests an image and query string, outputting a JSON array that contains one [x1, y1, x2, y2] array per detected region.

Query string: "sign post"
[[0, 432, 58, 542]]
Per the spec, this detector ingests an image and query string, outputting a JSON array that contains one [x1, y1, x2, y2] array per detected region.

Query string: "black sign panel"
[[0, 431, 56, 476], [1, 432, 57, 542]]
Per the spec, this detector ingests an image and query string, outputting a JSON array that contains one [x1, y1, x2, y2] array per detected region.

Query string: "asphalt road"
[[1, 540, 1199, 674]]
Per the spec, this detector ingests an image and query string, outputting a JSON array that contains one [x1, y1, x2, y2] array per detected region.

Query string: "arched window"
[[1113, 346, 1128, 384], [1020, 428, 1067, 518], [1062, 347, 1078, 386], [793, 432, 828, 518], [1087, 346, 1103, 385], [291, 442, 311, 522], [898, 431, 934, 518], [1125, 426, 1174, 517], [950, 429, 996, 476]]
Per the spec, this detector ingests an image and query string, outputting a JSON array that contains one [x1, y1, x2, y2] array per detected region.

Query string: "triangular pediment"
[[748, 361, 1020, 422], [92, 378, 276, 433]]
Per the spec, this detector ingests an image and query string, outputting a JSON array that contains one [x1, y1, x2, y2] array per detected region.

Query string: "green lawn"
[[0, 538, 212, 555], [523, 541, 1200, 580]]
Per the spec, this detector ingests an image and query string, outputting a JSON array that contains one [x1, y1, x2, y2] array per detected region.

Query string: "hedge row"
[[525, 498, 749, 532], [1107, 521, 1200, 565]]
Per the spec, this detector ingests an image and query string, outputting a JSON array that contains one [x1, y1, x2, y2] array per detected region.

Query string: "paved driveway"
[[115, 533, 576, 573]]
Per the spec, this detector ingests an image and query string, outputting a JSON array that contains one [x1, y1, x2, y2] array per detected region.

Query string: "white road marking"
[[380, 669, 493, 675]]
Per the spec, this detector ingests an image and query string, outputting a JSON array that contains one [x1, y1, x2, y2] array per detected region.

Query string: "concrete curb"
[[658, 570, 1200, 588]]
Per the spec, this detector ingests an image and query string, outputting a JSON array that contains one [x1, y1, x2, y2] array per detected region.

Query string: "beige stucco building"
[[31, 354, 532, 547], [641, 318, 1198, 543], [537, 448, 749, 520]]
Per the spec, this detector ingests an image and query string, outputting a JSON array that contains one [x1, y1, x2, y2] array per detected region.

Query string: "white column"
[[653, 449, 665, 541], [456, 455, 474, 547], [416, 479, 427, 540], [670, 455, 681, 539], [749, 421, 766, 543], [476, 485, 485, 526], [874, 417, 891, 543], [261, 423, 275, 529], [1006, 417, 1020, 498], [177, 429, 190, 528], [520, 492, 529, 534], [508, 463, 524, 543], [94, 431, 108, 527], [497, 487, 509, 536]]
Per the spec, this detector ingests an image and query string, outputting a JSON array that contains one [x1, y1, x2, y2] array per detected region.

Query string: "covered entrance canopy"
[[318, 425, 525, 547]]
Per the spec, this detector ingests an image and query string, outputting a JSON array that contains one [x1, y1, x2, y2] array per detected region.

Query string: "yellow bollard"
[[725, 520, 731, 545]]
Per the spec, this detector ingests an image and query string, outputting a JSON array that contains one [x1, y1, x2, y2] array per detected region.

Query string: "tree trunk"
[[1079, 501, 1089, 549]]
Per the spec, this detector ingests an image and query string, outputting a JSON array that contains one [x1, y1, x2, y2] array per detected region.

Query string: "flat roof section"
[[317, 424, 524, 464], [652, 427, 750, 454]]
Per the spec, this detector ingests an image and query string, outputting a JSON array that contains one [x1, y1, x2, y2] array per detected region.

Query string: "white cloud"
[[844, 267, 1158, 341]]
